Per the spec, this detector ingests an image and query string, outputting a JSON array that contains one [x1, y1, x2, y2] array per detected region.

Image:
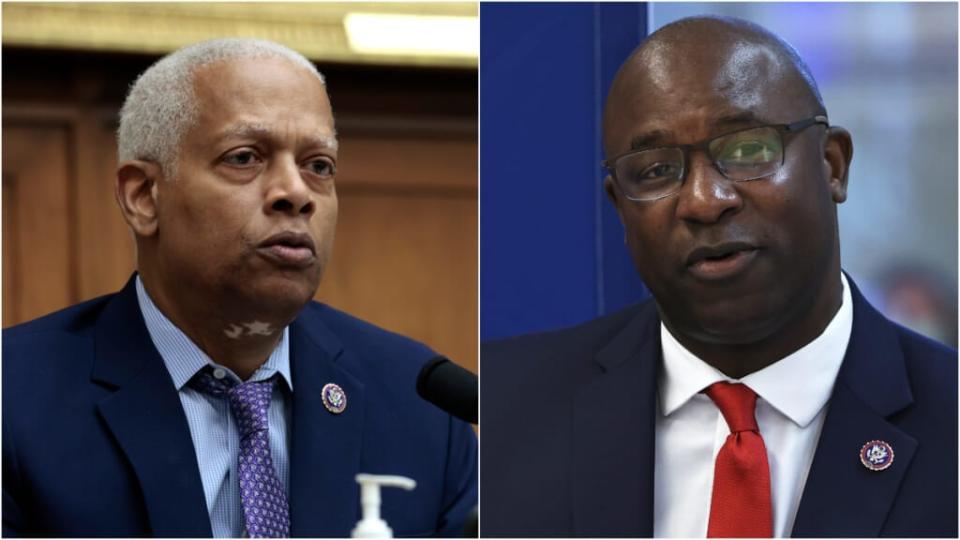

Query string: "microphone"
[[416, 356, 478, 424]]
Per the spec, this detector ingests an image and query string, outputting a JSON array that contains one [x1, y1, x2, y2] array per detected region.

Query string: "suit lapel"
[[572, 303, 660, 537], [287, 307, 366, 537], [92, 276, 212, 537], [792, 278, 916, 537]]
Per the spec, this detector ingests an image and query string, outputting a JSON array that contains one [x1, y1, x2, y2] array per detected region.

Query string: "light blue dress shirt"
[[135, 276, 292, 538]]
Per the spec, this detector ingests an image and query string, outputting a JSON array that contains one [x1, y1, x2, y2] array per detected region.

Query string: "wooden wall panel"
[[319, 190, 478, 373], [323, 131, 478, 371], [338, 134, 478, 191], [2, 174, 15, 326], [2, 124, 75, 324], [73, 110, 138, 300]]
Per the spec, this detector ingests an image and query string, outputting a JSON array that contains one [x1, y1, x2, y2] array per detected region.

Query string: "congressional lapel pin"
[[860, 440, 894, 471], [321, 383, 347, 414]]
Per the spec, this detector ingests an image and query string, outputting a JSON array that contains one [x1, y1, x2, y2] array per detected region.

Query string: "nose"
[[264, 157, 315, 218], [674, 149, 743, 224]]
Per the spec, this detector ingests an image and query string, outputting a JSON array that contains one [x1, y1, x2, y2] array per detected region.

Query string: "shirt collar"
[[658, 273, 853, 428], [135, 275, 293, 391]]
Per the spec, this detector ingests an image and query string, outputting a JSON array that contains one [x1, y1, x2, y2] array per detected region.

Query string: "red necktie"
[[704, 382, 773, 538]]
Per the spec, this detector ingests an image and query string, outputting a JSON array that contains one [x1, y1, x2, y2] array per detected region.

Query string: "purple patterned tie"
[[191, 369, 291, 538]]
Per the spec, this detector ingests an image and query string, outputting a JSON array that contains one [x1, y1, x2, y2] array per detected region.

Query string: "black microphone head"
[[416, 356, 478, 424]]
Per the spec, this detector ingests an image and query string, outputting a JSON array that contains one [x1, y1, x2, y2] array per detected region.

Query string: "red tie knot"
[[705, 382, 759, 433]]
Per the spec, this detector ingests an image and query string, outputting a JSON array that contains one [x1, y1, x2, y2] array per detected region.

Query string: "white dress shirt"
[[653, 274, 853, 538]]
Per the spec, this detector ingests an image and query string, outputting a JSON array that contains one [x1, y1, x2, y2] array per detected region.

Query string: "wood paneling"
[[2, 174, 15, 326], [72, 109, 138, 300], [338, 133, 478, 192], [322, 131, 478, 372], [321, 189, 477, 372], [2, 124, 75, 324]]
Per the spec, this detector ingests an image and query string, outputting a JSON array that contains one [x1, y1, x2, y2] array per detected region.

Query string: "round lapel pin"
[[860, 440, 894, 471], [321, 383, 347, 414]]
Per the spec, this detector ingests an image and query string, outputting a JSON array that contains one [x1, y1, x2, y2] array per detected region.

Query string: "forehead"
[[187, 56, 335, 146], [605, 37, 811, 151]]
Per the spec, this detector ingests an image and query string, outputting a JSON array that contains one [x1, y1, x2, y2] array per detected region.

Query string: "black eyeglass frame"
[[602, 115, 830, 201]]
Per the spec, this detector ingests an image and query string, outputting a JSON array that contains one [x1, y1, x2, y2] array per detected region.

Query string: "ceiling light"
[[343, 13, 478, 58]]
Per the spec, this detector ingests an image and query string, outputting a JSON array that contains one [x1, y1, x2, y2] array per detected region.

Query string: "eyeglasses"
[[603, 115, 829, 202]]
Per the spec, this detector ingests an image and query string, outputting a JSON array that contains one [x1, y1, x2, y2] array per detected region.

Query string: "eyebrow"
[[628, 111, 777, 151], [216, 122, 339, 151], [629, 130, 672, 151], [713, 111, 776, 129]]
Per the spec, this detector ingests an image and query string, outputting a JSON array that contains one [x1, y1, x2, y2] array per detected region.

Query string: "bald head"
[[603, 16, 825, 155]]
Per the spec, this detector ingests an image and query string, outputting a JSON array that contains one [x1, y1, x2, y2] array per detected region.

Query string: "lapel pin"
[[860, 440, 894, 471], [321, 383, 347, 414]]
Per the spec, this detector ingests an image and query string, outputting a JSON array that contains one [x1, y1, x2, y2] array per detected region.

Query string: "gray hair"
[[117, 37, 325, 177]]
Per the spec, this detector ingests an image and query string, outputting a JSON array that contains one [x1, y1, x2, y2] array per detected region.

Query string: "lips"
[[257, 231, 316, 268], [685, 241, 759, 280]]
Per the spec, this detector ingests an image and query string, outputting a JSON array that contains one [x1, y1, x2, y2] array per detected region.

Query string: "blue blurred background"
[[481, 2, 957, 346]]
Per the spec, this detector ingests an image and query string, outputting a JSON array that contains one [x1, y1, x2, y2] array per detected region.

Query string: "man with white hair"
[[3, 38, 477, 538]]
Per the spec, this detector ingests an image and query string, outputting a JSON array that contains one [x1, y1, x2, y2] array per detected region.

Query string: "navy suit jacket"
[[481, 277, 956, 537], [3, 276, 477, 537]]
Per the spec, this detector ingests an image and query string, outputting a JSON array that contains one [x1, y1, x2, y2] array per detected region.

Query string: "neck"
[[139, 271, 286, 381], [665, 272, 844, 380]]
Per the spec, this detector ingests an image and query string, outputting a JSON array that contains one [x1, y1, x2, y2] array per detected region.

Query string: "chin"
[[689, 316, 782, 345], [669, 296, 786, 346], [234, 273, 320, 319]]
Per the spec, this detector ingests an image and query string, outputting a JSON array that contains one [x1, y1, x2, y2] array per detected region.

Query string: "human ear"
[[823, 126, 853, 203], [116, 160, 163, 237], [604, 175, 626, 224]]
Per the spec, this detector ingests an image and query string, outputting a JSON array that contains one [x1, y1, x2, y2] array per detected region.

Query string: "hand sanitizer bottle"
[[351, 474, 417, 538]]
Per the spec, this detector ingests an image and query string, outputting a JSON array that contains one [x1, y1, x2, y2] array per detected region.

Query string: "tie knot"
[[189, 368, 277, 437], [704, 382, 759, 433]]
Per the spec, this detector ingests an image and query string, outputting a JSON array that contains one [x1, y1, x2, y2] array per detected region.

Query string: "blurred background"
[[481, 2, 957, 347], [2, 2, 479, 373]]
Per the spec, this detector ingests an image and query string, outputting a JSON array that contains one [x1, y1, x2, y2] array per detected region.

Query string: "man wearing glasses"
[[481, 16, 956, 537]]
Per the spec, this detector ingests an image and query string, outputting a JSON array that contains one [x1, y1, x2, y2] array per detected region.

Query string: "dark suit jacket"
[[3, 276, 477, 537], [480, 277, 957, 537]]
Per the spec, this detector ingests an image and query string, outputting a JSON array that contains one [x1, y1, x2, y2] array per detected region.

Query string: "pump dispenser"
[[351, 474, 417, 538]]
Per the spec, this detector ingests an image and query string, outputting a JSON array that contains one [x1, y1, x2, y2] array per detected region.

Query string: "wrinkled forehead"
[[187, 56, 336, 143], [604, 37, 811, 150]]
